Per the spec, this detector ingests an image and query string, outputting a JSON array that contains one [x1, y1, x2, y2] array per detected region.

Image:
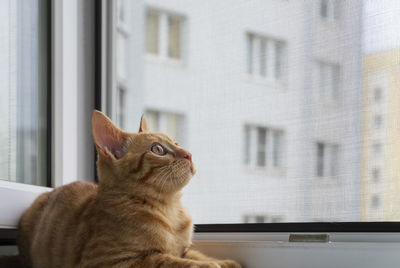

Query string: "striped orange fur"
[[16, 110, 241, 268]]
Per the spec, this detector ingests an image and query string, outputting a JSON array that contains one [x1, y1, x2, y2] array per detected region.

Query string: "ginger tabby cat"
[[15, 110, 241, 268]]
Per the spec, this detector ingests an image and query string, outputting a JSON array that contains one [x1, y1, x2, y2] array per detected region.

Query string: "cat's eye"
[[150, 143, 166, 156]]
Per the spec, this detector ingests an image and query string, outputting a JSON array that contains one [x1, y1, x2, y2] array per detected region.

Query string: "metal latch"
[[289, 234, 330, 243]]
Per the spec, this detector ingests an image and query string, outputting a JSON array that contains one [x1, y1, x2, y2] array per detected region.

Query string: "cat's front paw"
[[215, 259, 242, 268], [195, 261, 221, 268]]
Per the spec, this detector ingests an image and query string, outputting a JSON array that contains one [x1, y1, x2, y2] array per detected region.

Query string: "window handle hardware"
[[289, 234, 330, 243]]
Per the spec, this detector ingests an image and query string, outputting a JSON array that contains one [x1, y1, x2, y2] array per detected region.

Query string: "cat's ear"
[[138, 115, 149, 133], [92, 110, 128, 159]]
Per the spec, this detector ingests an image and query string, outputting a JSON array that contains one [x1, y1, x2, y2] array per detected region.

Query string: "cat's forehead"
[[135, 132, 176, 144]]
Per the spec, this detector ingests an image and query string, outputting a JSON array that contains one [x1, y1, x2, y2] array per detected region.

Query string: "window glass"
[[316, 143, 325, 177], [146, 11, 159, 55], [374, 87, 382, 102], [374, 115, 382, 129], [168, 16, 182, 59], [0, 0, 49, 186], [333, 0, 341, 20], [246, 34, 254, 74], [372, 168, 380, 182], [320, 0, 328, 18], [372, 195, 381, 209], [320, 0, 340, 21], [113, 0, 400, 223], [272, 131, 282, 167], [316, 61, 340, 100], [145, 110, 183, 142], [259, 39, 267, 77], [145, 110, 159, 133], [145, 9, 183, 60], [257, 128, 266, 167], [275, 42, 284, 80]]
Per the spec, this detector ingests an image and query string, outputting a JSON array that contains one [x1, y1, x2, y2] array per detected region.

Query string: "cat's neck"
[[97, 182, 183, 209]]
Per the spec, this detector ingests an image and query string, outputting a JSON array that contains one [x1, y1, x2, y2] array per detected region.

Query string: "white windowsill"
[[244, 74, 287, 90], [0, 180, 51, 229], [193, 232, 400, 268], [243, 165, 286, 177], [145, 53, 186, 69]]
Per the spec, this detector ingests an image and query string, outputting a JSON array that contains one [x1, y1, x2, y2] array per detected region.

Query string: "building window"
[[244, 126, 251, 165], [257, 128, 267, 166], [320, 0, 340, 21], [255, 215, 265, 223], [116, 0, 129, 30], [244, 125, 284, 169], [145, 9, 184, 60], [371, 195, 381, 209], [146, 11, 159, 55], [316, 143, 325, 177], [374, 87, 383, 103], [168, 16, 181, 59], [316, 142, 339, 177], [247, 33, 287, 81], [320, 0, 328, 18], [373, 142, 382, 156], [243, 214, 283, 223], [374, 115, 383, 129], [145, 110, 184, 142], [372, 168, 380, 183], [316, 61, 340, 100]]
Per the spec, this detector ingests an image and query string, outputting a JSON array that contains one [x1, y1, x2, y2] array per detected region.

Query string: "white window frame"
[[0, 0, 95, 229]]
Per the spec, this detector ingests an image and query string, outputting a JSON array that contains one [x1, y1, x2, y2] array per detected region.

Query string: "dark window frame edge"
[[46, 0, 52, 187], [194, 222, 400, 233]]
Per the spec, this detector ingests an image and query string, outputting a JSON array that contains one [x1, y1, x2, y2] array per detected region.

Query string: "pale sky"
[[363, 0, 400, 53]]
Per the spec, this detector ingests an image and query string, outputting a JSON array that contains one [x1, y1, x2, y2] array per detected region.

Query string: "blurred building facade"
[[114, 0, 363, 223], [361, 49, 400, 221]]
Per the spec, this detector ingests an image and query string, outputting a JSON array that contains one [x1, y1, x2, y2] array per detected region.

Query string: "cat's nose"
[[183, 152, 192, 162]]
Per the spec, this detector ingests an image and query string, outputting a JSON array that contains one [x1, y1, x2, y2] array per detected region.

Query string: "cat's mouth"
[[189, 163, 196, 175]]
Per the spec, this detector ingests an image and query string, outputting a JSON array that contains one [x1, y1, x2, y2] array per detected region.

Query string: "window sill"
[[243, 166, 286, 177], [0, 181, 51, 228], [145, 54, 185, 69], [318, 18, 342, 31], [193, 232, 400, 268], [314, 98, 342, 112], [244, 75, 287, 90], [314, 175, 339, 180]]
